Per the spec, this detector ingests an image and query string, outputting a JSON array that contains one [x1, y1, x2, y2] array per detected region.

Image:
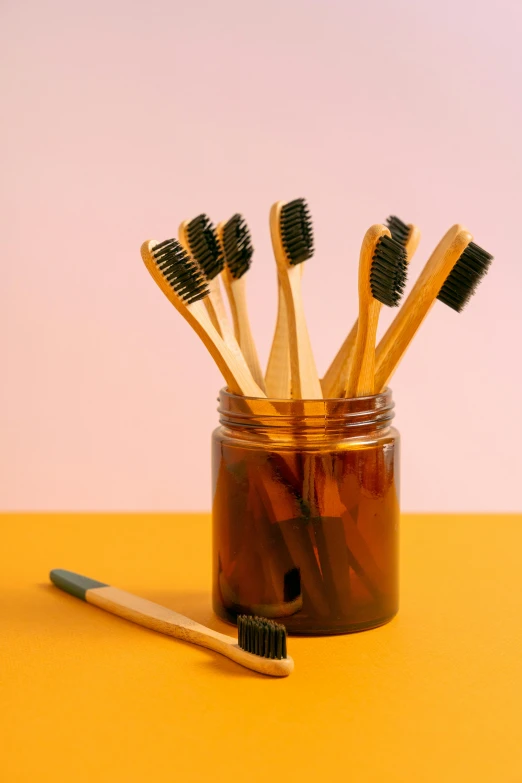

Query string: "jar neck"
[[217, 389, 395, 442]]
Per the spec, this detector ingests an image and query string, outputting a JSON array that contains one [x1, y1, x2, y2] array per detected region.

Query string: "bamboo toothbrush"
[[141, 238, 265, 397], [321, 215, 419, 398], [375, 225, 493, 391], [344, 225, 408, 398], [217, 214, 265, 392], [179, 214, 235, 345], [50, 569, 293, 677], [268, 198, 322, 399]]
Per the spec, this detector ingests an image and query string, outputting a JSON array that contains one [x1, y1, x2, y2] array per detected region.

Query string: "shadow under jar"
[[212, 389, 400, 635]]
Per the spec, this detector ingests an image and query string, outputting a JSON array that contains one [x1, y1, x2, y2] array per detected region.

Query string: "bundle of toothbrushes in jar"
[[140, 202, 493, 634]]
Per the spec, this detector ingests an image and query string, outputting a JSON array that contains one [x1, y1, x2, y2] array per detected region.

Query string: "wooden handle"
[[344, 225, 390, 398], [215, 221, 240, 341], [141, 241, 266, 398], [322, 223, 421, 399], [405, 224, 421, 260], [265, 279, 291, 398], [226, 276, 266, 391], [216, 230, 266, 396], [206, 276, 238, 349], [374, 225, 472, 391], [269, 201, 322, 400], [215, 221, 265, 392], [321, 322, 358, 398]]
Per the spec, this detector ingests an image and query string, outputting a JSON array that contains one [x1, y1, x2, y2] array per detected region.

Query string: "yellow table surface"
[[2, 513, 522, 783]]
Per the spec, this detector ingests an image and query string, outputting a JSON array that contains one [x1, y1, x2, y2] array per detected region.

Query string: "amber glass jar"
[[212, 389, 399, 635]]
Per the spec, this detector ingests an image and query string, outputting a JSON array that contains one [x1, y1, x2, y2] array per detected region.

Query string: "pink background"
[[2, 0, 521, 512]]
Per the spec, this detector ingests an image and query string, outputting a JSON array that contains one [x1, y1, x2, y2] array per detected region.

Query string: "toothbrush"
[[321, 215, 418, 399], [140, 238, 265, 397], [50, 569, 293, 677], [268, 198, 322, 399], [344, 225, 408, 398], [217, 214, 266, 392], [386, 215, 421, 258], [375, 226, 493, 391], [179, 214, 236, 347]]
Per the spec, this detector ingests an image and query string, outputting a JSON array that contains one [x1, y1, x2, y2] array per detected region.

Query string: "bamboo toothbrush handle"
[[201, 297, 222, 335], [50, 569, 294, 677], [221, 268, 240, 341], [50, 569, 233, 645], [285, 267, 323, 399], [99, 589, 234, 645], [265, 280, 291, 398], [344, 225, 389, 398], [208, 277, 237, 348], [345, 299, 381, 397], [374, 225, 471, 391], [321, 321, 358, 398], [226, 276, 266, 392], [188, 300, 265, 397], [405, 225, 421, 260]]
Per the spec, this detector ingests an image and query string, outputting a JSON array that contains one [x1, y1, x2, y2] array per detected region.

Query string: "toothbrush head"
[[141, 238, 209, 305], [437, 241, 493, 312], [370, 234, 408, 307], [237, 614, 288, 660], [222, 214, 254, 280], [184, 214, 224, 281], [279, 197, 314, 266]]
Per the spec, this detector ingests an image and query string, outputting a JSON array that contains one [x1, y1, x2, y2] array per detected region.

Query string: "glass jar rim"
[[217, 387, 395, 430]]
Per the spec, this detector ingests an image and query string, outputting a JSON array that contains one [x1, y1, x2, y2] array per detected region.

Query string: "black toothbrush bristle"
[[186, 214, 224, 280], [370, 235, 408, 307], [151, 239, 209, 304], [436, 241, 493, 312], [237, 615, 287, 659], [386, 215, 411, 248], [280, 198, 314, 265], [222, 214, 254, 280]]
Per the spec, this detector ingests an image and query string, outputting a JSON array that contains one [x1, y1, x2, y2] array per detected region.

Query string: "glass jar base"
[[213, 600, 398, 636]]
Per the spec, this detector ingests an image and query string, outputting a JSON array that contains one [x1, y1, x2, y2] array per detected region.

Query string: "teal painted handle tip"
[[50, 568, 108, 601]]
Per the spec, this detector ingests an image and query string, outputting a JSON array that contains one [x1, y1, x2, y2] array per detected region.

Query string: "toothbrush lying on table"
[[50, 569, 294, 677]]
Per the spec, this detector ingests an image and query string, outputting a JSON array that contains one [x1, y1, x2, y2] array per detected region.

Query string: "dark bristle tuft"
[[186, 214, 224, 280], [280, 198, 314, 265], [222, 214, 254, 280], [237, 615, 287, 659], [386, 215, 411, 248], [436, 241, 493, 312], [370, 235, 408, 307], [151, 239, 209, 304]]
